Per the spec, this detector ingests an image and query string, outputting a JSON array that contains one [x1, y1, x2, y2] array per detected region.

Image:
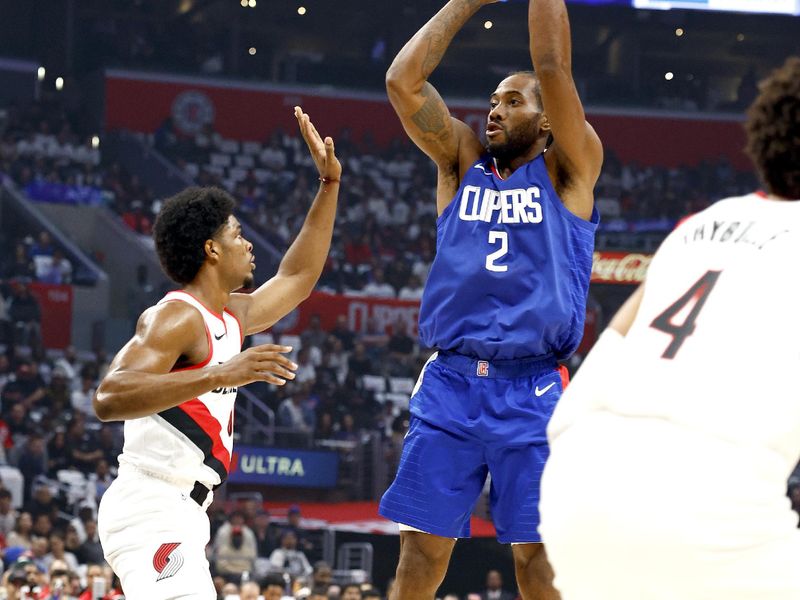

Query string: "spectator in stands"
[[214, 522, 257, 584], [43, 365, 72, 415], [314, 412, 335, 441], [341, 584, 363, 600], [260, 574, 286, 600], [236, 580, 260, 600], [4, 243, 35, 280], [5, 402, 33, 448], [268, 530, 312, 579], [6, 511, 34, 550], [301, 314, 328, 350], [2, 360, 46, 414], [32, 513, 53, 539], [252, 509, 277, 558], [28, 535, 50, 573], [334, 413, 359, 443], [361, 268, 394, 298], [64, 416, 102, 474], [25, 481, 58, 521], [53, 346, 79, 384], [278, 388, 314, 435], [38, 249, 72, 285], [0, 489, 17, 538], [92, 459, 113, 501], [43, 532, 80, 574], [6, 283, 41, 349], [29, 231, 55, 263], [309, 587, 328, 600], [18, 438, 48, 503], [311, 561, 332, 590], [46, 428, 70, 476], [294, 347, 317, 385], [0, 412, 13, 464], [70, 365, 97, 419], [387, 319, 415, 376], [398, 274, 424, 301], [96, 425, 120, 469], [79, 563, 111, 600], [358, 318, 389, 353], [347, 343, 374, 377], [220, 581, 239, 598], [479, 570, 514, 600], [330, 315, 355, 352], [121, 200, 153, 235], [76, 519, 104, 565], [283, 505, 313, 554]]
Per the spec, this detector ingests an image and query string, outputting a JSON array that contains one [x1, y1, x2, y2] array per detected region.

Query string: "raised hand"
[[213, 344, 298, 387], [295, 106, 342, 182]]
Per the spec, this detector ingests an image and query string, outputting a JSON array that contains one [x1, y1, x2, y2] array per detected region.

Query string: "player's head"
[[744, 56, 800, 200], [154, 186, 255, 289], [486, 71, 550, 162]]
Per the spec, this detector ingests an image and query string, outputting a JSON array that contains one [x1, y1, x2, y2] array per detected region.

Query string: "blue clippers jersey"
[[418, 154, 599, 361]]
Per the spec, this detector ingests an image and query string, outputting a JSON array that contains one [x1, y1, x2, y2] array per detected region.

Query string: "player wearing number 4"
[[540, 57, 800, 600], [378, 0, 602, 598]]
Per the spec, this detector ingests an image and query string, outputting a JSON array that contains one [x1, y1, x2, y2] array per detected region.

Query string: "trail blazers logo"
[[153, 542, 184, 581]]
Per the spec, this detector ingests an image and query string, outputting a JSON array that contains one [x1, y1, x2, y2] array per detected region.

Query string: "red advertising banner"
[[105, 70, 750, 169], [591, 251, 653, 284], [281, 290, 420, 336], [28, 283, 73, 349]]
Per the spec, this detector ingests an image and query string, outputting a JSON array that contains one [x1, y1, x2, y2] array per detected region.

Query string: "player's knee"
[[513, 542, 546, 571], [396, 533, 452, 581]]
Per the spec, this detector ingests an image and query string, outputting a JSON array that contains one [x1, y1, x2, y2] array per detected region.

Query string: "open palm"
[[294, 106, 342, 181]]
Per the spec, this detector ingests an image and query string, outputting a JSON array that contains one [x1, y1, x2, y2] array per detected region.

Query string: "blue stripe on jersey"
[[418, 154, 598, 361]]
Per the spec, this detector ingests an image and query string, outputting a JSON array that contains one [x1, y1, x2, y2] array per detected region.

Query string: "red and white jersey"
[[587, 193, 800, 477], [118, 290, 243, 488]]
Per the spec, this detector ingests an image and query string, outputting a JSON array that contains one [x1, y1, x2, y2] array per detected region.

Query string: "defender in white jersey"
[[539, 57, 800, 600], [94, 107, 341, 599]]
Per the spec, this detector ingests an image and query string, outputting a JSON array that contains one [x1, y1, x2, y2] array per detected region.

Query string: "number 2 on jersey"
[[650, 270, 722, 359], [485, 231, 508, 272]]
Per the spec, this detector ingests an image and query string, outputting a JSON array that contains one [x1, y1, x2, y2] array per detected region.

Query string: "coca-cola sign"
[[591, 251, 653, 284]]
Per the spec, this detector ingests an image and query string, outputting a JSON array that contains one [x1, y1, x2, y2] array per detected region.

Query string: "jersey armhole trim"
[[224, 308, 245, 347]]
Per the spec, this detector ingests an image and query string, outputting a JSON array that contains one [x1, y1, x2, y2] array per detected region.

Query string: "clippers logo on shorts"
[[477, 361, 490, 377], [153, 542, 184, 582]]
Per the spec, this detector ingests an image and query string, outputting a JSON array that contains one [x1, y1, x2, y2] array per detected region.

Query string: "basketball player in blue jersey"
[[378, 1, 602, 598], [93, 108, 340, 598]]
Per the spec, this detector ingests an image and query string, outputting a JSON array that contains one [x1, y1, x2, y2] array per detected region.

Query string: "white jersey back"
[[593, 193, 800, 478], [118, 291, 243, 488]]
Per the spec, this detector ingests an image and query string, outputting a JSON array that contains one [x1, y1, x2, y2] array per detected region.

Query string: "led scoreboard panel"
[[502, 0, 800, 13], [632, 0, 800, 15]]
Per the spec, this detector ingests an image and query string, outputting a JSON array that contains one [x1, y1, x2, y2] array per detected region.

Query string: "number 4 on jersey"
[[650, 270, 722, 359]]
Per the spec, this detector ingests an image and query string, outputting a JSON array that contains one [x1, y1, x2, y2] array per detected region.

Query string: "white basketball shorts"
[[98, 465, 216, 599]]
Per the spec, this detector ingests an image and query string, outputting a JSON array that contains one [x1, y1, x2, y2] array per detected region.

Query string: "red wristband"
[[319, 176, 340, 184]]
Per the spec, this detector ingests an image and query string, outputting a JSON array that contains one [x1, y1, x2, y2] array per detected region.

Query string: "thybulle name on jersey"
[[683, 218, 791, 250]]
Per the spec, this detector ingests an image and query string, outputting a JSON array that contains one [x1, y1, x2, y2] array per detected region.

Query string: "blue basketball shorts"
[[379, 351, 563, 544]]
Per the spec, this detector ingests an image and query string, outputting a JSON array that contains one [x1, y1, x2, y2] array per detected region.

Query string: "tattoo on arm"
[[418, 0, 485, 78], [411, 84, 449, 138]]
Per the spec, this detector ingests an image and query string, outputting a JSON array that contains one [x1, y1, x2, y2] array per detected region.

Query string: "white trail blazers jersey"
[[577, 192, 800, 479], [118, 290, 243, 488]]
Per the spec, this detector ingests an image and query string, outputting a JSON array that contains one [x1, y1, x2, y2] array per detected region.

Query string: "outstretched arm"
[[229, 107, 341, 335], [94, 303, 297, 421], [529, 0, 602, 216], [386, 0, 490, 209]]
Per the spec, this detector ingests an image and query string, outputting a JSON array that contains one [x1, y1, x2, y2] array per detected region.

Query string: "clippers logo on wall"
[[104, 70, 752, 169]]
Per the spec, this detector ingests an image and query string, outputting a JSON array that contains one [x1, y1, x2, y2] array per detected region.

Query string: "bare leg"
[[391, 531, 456, 600], [513, 543, 560, 600]]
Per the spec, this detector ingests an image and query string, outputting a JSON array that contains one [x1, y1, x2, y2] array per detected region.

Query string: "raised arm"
[[93, 303, 296, 421], [529, 0, 602, 215], [385, 1, 489, 205], [228, 107, 340, 335]]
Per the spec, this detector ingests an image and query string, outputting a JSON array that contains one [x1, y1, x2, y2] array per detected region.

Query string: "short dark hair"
[[507, 70, 543, 109], [260, 573, 285, 589], [745, 57, 800, 200], [153, 187, 235, 284]]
